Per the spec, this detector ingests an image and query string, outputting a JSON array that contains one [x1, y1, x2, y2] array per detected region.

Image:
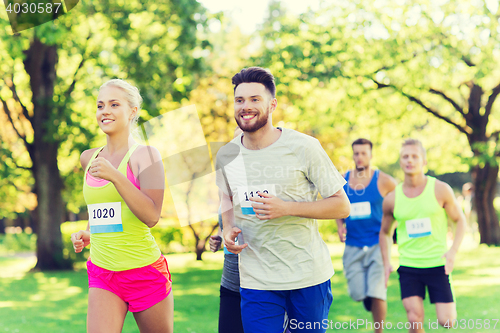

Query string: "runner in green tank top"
[[379, 139, 466, 333], [70, 79, 173, 333]]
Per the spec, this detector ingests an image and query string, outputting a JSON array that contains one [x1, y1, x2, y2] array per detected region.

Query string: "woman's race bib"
[[88, 202, 123, 233]]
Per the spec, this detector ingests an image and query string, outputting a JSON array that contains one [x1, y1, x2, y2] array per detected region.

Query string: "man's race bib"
[[349, 201, 371, 220], [88, 202, 123, 234], [237, 184, 277, 215], [406, 218, 432, 238]]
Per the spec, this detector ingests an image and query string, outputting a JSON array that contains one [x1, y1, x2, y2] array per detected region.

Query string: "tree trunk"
[[33, 141, 70, 269], [29, 209, 37, 233], [195, 242, 205, 261], [464, 82, 500, 246], [24, 38, 70, 270], [472, 163, 500, 245]]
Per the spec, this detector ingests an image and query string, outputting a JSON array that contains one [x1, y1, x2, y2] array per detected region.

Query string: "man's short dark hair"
[[232, 67, 276, 98], [352, 138, 373, 150]]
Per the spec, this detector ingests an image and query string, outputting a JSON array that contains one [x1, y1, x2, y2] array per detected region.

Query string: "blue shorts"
[[240, 280, 332, 333]]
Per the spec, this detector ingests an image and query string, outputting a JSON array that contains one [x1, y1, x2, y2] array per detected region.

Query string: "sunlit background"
[[1, 0, 500, 332]]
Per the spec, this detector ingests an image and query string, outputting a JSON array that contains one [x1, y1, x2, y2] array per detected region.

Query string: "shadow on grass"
[[326, 244, 500, 332], [0, 268, 89, 333], [171, 268, 221, 333]]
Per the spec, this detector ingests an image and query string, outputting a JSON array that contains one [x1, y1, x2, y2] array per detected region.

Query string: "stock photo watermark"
[[289, 318, 499, 331], [3, 0, 78, 32]]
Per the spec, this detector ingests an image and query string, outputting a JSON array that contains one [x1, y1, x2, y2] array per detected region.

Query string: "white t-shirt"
[[215, 128, 346, 290]]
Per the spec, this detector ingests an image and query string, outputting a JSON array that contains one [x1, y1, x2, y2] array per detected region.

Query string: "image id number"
[[444, 318, 498, 330], [6, 2, 62, 14]]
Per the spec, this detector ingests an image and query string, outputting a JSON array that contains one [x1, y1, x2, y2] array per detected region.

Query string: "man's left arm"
[[438, 181, 467, 275]]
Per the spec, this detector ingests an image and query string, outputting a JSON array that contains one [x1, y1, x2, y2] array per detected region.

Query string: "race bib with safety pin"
[[406, 218, 432, 238], [237, 184, 277, 215], [349, 201, 371, 220], [88, 202, 123, 234]]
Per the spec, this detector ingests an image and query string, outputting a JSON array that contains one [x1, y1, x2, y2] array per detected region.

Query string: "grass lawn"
[[0, 239, 499, 332]]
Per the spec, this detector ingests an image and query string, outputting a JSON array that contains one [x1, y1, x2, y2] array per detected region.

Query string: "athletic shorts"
[[397, 266, 454, 304], [87, 255, 172, 312], [343, 244, 386, 302], [240, 280, 332, 333]]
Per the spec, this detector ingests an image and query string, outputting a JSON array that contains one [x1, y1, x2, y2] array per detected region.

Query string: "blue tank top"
[[343, 170, 384, 247]]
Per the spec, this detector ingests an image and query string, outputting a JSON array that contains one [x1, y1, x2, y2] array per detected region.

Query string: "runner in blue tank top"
[[336, 138, 397, 333]]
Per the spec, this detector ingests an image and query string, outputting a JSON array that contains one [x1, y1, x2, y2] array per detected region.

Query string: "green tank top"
[[394, 176, 447, 268], [83, 144, 161, 271]]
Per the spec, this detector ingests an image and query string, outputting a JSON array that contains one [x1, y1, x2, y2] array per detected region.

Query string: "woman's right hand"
[[71, 230, 91, 253]]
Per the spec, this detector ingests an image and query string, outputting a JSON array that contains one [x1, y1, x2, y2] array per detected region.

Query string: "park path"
[[0, 251, 36, 258]]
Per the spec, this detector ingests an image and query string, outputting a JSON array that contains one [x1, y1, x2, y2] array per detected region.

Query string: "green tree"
[[0, 0, 209, 269], [256, 0, 500, 244], [178, 15, 254, 260]]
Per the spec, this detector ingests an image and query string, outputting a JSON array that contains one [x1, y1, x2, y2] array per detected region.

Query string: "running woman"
[[380, 139, 466, 333], [71, 79, 173, 333], [216, 67, 350, 333], [336, 138, 396, 333]]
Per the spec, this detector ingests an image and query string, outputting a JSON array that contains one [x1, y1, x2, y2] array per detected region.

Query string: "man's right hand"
[[337, 224, 346, 243], [384, 263, 393, 288], [209, 235, 222, 253], [223, 227, 248, 254]]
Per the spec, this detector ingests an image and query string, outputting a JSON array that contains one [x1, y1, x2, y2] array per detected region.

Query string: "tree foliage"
[[255, 0, 500, 244], [177, 15, 257, 260], [0, 0, 210, 269]]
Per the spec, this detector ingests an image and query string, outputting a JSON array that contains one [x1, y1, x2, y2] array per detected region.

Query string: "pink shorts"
[[87, 256, 172, 312]]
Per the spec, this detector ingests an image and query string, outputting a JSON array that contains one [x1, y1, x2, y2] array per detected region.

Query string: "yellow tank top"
[[83, 144, 161, 271], [394, 176, 448, 268]]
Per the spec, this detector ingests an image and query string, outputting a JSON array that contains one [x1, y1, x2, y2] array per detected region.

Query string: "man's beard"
[[235, 107, 270, 133], [355, 165, 368, 172]]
